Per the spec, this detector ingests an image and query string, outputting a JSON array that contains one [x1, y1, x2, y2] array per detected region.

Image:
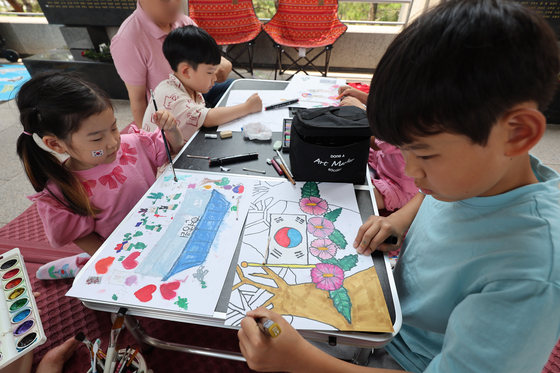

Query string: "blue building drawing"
[[136, 189, 231, 280]]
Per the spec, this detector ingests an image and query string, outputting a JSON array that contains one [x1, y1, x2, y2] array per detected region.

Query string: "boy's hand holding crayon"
[[245, 93, 263, 114], [239, 307, 310, 372]]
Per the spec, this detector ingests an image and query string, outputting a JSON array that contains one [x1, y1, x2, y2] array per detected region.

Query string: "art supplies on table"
[[0, 248, 47, 369], [67, 170, 256, 317], [265, 99, 299, 111], [289, 107, 304, 118], [219, 90, 290, 132], [283, 75, 346, 107], [290, 106, 371, 184], [282, 118, 292, 153], [225, 181, 394, 332], [209, 152, 258, 167]]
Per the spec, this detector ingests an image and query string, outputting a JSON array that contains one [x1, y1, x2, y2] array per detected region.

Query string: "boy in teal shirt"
[[237, 0, 560, 372]]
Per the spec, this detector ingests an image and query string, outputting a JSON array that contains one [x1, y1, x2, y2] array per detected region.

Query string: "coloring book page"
[[219, 90, 290, 132], [225, 181, 394, 332], [67, 170, 255, 316], [283, 75, 346, 107]]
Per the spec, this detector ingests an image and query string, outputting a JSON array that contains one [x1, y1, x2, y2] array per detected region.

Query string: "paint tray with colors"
[[0, 247, 47, 369]]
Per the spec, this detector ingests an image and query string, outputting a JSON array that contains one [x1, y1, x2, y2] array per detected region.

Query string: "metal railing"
[[0, 0, 418, 27]]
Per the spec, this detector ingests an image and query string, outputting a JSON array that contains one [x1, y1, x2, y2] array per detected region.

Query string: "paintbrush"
[[75, 332, 94, 370], [92, 339, 101, 373], [104, 308, 127, 373], [115, 345, 130, 373], [150, 89, 178, 182]]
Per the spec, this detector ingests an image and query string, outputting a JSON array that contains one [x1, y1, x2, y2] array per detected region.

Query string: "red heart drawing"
[[160, 281, 181, 300], [95, 257, 115, 275], [134, 284, 157, 302], [122, 251, 141, 270]]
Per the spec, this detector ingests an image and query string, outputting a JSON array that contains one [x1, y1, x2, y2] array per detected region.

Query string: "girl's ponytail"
[[16, 72, 112, 217]]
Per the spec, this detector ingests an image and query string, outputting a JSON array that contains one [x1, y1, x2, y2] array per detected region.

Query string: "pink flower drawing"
[[299, 197, 328, 215], [309, 238, 337, 260], [311, 263, 344, 291], [307, 217, 334, 238]]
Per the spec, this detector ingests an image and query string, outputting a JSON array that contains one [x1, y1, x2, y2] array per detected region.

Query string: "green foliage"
[[324, 207, 342, 223], [320, 254, 358, 272], [329, 229, 348, 250], [252, 1, 401, 23], [338, 3, 401, 23], [329, 287, 352, 323], [301, 182, 321, 199]]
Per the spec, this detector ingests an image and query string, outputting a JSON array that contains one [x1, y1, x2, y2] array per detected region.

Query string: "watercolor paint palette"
[[0, 248, 46, 369]]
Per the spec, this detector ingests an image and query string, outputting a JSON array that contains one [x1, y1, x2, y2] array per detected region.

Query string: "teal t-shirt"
[[385, 156, 560, 372]]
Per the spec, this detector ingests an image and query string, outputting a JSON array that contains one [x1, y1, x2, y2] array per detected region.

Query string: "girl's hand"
[[338, 86, 368, 105], [339, 96, 364, 109], [238, 307, 309, 372], [338, 85, 352, 96], [153, 110, 178, 132], [153, 110, 184, 154], [353, 215, 402, 255], [245, 93, 262, 114]]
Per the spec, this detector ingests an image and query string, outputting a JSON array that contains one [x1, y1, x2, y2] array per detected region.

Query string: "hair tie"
[[22, 131, 33, 136]]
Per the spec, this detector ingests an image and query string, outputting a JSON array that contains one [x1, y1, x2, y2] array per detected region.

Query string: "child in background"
[[16, 72, 183, 279], [338, 85, 417, 211], [238, 1, 560, 372], [143, 25, 262, 141]]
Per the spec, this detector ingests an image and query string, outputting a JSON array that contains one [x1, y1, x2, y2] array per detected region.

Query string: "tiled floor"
[[0, 65, 559, 229]]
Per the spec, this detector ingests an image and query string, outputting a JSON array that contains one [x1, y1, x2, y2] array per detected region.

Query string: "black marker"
[[265, 99, 299, 111], [209, 152, 258, 167], [383, 235, 398, 245]]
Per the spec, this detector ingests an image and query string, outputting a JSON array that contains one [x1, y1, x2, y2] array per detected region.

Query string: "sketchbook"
[[67, 170, 255, 316], [225, 180, 394, 332]]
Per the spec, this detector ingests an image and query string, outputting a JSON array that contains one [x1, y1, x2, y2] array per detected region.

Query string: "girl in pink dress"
[[16, 72, 183, 279]]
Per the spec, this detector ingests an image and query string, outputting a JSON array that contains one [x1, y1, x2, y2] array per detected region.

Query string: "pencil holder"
[[86, 348, 148, 373]]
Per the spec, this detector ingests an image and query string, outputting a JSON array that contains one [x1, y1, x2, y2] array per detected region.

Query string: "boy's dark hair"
[[163, 25, 221, 72], [367, 0, 560, 146]]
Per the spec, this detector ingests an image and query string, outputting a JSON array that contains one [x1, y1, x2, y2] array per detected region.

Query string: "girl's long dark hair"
[[16, 71, 113, 216]]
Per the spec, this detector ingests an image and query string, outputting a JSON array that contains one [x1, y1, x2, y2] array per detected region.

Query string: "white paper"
[[225, 180, 393, 332], [283, 75, 346, 107], [218, 90, 292, 132], [67, 170, 255, 316]]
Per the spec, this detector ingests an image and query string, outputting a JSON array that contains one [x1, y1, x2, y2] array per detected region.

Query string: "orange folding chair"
[[188, 0, 263, 78], [262, 0, 347, 80]]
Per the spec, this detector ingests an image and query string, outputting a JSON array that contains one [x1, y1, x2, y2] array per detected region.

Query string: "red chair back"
[[188, 0, 262, 45], [263, 0, 347, 48]]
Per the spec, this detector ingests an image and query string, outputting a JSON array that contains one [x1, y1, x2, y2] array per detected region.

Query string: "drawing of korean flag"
[[267, 214, 308, 265]]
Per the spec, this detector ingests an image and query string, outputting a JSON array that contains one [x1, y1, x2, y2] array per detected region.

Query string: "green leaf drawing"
[[329, 229, 348, 250], [175, 296, 189, 310], [320, 254, 358, 272], [147, 192, 164, 204], [133, 231, 143, 237], [214, 177, 230, 186], [324, 207, 342, 223], [301, 182, 321, 199], [112, 294, 118, 301], [329, 286, 352, 324]]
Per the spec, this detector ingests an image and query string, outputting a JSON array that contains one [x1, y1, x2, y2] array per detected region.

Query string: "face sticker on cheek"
[[92, 150, 104, 157]]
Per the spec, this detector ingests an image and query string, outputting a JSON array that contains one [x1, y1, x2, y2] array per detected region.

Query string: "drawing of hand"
[[238, 307, 309, 372]]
